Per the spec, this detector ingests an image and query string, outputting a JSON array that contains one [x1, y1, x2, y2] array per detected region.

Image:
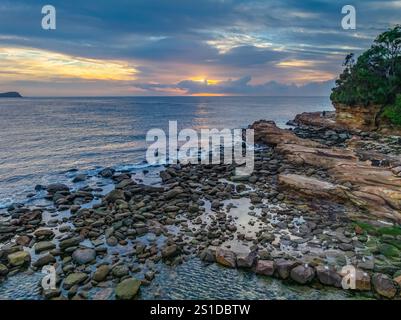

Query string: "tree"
[[331, 25, 401, 110]]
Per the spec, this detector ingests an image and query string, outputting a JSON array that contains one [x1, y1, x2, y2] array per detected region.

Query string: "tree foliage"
[[331, 25, 401, 110]]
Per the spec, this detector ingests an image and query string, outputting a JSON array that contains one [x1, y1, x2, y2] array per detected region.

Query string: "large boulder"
[[275, 259, 297, 279], [0, 263, 8, 276], [93, 265, 110, 282], [104, 189, 125, 203], [32, 254, 56, 268], [63, 272, 88, 289], [236, 250, 257, 268], [215, 248, 236, 268], [34, 241, 56, 254], [290, 265, 315, 284], [315, 266, 342, 288], [161, 244, 180, 259], [115, 278, 141, 300], [255, 260, 275, 276], [372, 273, 397, 298], [47, 183, 69, 194], [72, 248, 96, 265], [59, 236, 81, 250], [7, 251, 31, 267], [199, 247, 217, 263]]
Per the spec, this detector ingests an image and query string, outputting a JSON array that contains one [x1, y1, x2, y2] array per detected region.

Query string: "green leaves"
[[331, 25, 401, 108]]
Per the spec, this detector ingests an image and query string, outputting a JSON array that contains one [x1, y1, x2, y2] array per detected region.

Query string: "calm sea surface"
[[0, 96, 332, 209]]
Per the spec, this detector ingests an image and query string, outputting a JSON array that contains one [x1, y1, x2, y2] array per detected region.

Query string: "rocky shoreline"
[[1, 111, 401, 300]]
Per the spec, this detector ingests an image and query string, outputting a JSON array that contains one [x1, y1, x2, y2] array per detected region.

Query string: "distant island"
[[0, 91, 22, 98]]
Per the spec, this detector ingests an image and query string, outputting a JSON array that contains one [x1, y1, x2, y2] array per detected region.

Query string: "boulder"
[[93, 265, 110, 282], [112, 265, 129, 278], [255, 260, 275, 276], [63, 272, 88, 289], [372, 273, 397, 298], [290, 265, 315, 284], [164, 187, 184, 200], [34, 229, 55, 240], [47, 183, 69, 194], [72, 248, 96, 265], [32, 254, 56, 268], [236, 250, 257, 268], [34, 241, 56, 254], [215, 248, 236, 268], [0, 263, 8, 276], [7, 251, 31, 267], [275, 259, 297, 279], [115, 278, 141, 300], [59, 236, 81, 250], [315, 266, 342, 287], [99, 168, 115, 178], [199, 247, 216, 263], [161, 244, 180, 259], [104, 189, 125, 203]]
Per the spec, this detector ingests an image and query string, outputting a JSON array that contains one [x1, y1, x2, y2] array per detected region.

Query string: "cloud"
[[0, 0, 399, 95], [134, 76, 334, 96], [0, 47, 137, 81]]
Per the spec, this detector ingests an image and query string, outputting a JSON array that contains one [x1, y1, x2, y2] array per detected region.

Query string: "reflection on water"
[[0, 96, 332, 208]]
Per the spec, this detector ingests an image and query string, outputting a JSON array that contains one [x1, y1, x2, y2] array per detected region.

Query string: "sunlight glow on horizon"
[[0, 47, 138, 81]]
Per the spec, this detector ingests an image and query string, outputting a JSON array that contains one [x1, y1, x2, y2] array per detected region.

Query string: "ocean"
[[1, 96, 367, 300], [0, 96, 332, 210]]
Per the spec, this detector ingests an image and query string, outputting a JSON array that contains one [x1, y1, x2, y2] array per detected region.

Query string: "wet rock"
[[290, 265, 315, 284], [215, 248, 236, 268], [34, 229, 55, 240], [160, 171, 172, 182], [164, 187, 184, 200], [115, 179, 135, 189], [315, 266, 342, 287], [0, 263, 8, 276], [145, 271, 155, 281], [63, 272, 88, 289], [199, 247, 216, 263], [15, 235, 31, 246], [161, 244, 180, 259], [72, 248, 96, 265], [372, 273, 397, 298], [275, 259, 297, 279], [47, 183, 69, 194], [34, 241, 56, 254], [106, 236, 118, 247], [43, 289, 61, 300], [59, 236, 81, 250], [236, 250, 257, 268], [93, 265, 110, 282], [8, 251, 31, 267], [104, 189, 125, 203], [112, 265, 129, 278], [211, 200, 221, 210], [255, 260, 275, 276], [72, 174, 87, 183], [33, 254, 56, 268], [115, 278, 141, 300], [99, 168, 115, 178]]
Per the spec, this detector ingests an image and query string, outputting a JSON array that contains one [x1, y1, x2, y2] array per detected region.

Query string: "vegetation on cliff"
[[331, 25, 401, 126]]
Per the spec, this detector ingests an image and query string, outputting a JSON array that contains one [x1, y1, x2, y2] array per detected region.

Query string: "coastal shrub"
[[331, 25, 401, 110], [382, 94, 401, 126]]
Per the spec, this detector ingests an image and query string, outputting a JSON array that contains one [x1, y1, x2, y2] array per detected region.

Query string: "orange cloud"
[[0, 47, 138, 81]]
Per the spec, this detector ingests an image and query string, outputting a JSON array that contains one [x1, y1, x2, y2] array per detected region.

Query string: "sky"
[[0, 0, 400, 96]]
